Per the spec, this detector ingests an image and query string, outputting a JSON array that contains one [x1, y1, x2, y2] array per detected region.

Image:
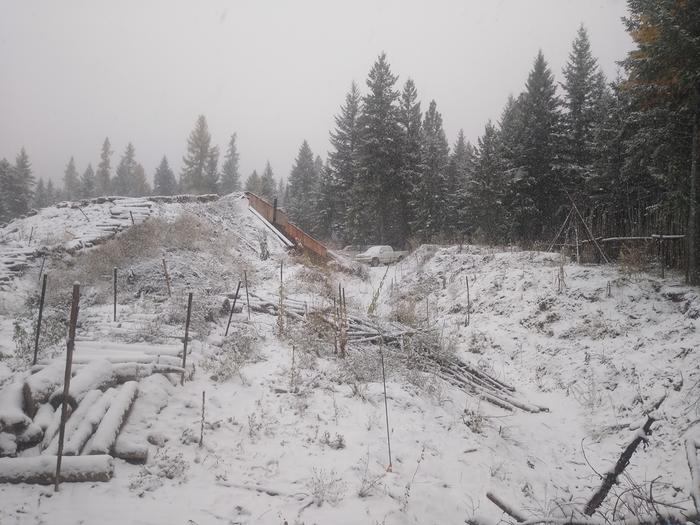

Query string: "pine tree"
[[411, 100, 449, 241], [7, 148, 36, 216], [220, 133, 241, 194], [316, 160, 335, 239], [80, 164, 96, 198], [132, 163, 151, 196], [447, 130, 475, 236], [511, 51, 562, 240], [0, 159, 11, 222], [277, 177, 285, 205], [561, 25, 606, 195], [397, 78, 423, 242], [95, 137, 112, 196], [326, 82, 362, 243], [260, 161, 276, 201], [355, 53, 401, 244], [46, 179, 56, 206], [181, 115, 213, 194], [63, 156, 80, 201], [112, 143, 137, 196], [244, 170, 262, 194], [287, 140, 319, 233], [153, 156, 178, 195], [34, 178, 48, 209], [203, 145, 220, 194]]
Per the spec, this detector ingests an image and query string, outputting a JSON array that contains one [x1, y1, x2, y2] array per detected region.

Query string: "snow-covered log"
[[84, 381, 138, 455], [0, 383, 31, 434], [0, 433, 17, 457], [43, 389, 103, 454], [687, 438, 700, 514], [48, 360, 115, 408], [486, 491, 528, 522], [16, 422, 43, 450], [32, 403, 55, 431], [62, 389, 116, 456], [23, 361, 64, 417], [0, 455, 113, 484], [113, 435, 148, 464]]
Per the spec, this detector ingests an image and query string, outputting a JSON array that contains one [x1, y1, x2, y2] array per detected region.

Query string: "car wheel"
[[371, 257, 379, 267]]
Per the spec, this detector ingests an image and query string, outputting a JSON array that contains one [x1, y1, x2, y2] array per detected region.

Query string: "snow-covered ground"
[[0, 195, 698, 524]]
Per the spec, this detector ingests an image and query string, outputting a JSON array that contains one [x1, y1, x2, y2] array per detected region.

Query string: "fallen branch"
[[0, 455, 113, 484]]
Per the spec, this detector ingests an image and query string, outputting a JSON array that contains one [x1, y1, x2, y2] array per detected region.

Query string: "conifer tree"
[[447, 130, 475, 235], [287, 140, 319, 233], [411, 100, 449, 241], [181, 115, 212, 194], [316, 160, 335, 239], [63, 156, 80, 201], [112, 143, 137, 196], [277, 177, 285, 205], [326, 82, 362, 242], [244, 170, 262, 194], [34, 178, 48, 209], [0, 159, 11, 222], [95, 137, 112, 196], [153, 156, 178, 195], [354, 53, 401, 244], [46, 179, 56, 206], [220, 133, 241, 194], [132, 163, 151, 196], [397, 78, 423, 242], [260, 161, 276, 201], [80, 164, 96, 198], [203, 145, 220, 194], [8, 148, 36, 216]]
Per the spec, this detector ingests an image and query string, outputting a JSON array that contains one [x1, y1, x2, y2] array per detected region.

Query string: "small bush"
[[308, 468, 346, 507]]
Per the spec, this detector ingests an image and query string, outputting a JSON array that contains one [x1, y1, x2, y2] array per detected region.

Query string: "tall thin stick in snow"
[[465, 275, 471, 327], [161, 256, 172, 297], [55, 282, 80, 492], [199, 391, 206, 448], [225, 281, 242, 336], [244, 271, 251, 321], [33, 274, 47, 366], [379, 336, 392, 472], [181, 292, 193, 386], [113, 267, 117, 322]]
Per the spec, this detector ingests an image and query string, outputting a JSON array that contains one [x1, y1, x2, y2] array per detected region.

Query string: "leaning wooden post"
[[113, 267, 117, 322], [660, 234, 665, 279], [465, 275, 471, 327], [224, 281, 242, 337], [379, 335, 392, 472], [38, 256, 46, 283], [244, 271, 251, 321], [129, 211, 135, 225], [55, 282, 80, 492], [199, 391, 206, 448], [32, 274, 48, 366], [181, 292, 193, 386], [161, 256, 172, 297]]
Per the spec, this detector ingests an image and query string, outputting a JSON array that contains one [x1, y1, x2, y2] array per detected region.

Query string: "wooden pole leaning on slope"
[[113, 267, 117, 322], [244, 271, 251, 321], [55, 282, 80, 492], [566, 191, 610, 265], [181, 292, 193, 386], [161, 256, 172, 297], [33, 274, 48, 366]]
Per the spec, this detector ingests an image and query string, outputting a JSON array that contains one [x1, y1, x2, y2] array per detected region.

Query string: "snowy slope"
[[0, 199, 697, 524]]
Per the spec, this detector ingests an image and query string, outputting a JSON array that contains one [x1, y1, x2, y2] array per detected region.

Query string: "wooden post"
[[78, 207, 90, 222], [660, 234, 665, 279], [181, 292, 193, 386], [244, 271, 251, 321], [161, 256, 172, 297], [379, 337, 392, 472], [465, 275, 471, 327], [224, 281, 242, 337], [272, 197, 278, 224], [55, 282, 80, 492], [33, 274, 48, 366], [129, 211, 135, 225], [38, 256, 46, 283], [113, 267, 117, 322], [199, 391, 205, 448], [28, 226, 34, 246]]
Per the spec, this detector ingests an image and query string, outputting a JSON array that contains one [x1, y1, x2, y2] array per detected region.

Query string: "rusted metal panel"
[[245, 192, 328, 260]]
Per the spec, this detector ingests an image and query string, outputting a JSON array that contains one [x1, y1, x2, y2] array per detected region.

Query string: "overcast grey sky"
[[0, 0, 634, 186]]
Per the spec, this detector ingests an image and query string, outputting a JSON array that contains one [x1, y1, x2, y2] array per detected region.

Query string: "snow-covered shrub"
[[11, 294, 66, 364], [319, 431, 345, 450], [389, 297, 418, 326], [355, 450, 385, 498], [618, 243, 649, 277], [308, 468, 346, 507], [129, 448, 188, 495], [201, 327, 259, 383]]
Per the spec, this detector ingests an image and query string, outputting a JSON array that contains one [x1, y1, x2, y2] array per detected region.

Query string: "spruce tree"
[[0, 159, 11, 222], [112, 143, 137, 196], [287, 140, 319, 233], [46, 179, 56, 206], [153, 156, 178, 195], [203, 146, 220, 194], [220, 133, 241, 194], [80, 164, 96, 198], [181, 115, 212, 194], [9, 148, 36, 216], [260, 161, 276, 201], [326, 82, 362, 243], [355, 53, 401, 244], [95, 137, 112, 196], [63, 156, 80, 201], [397, 78, 423, 242], [411, 100, 449, 241], [511, 51, 562, 240], [132, 163, 151, 196], [447, 130, 475, 236], [34, 178, 48, 209], [244, 170, 262, 194], [277, 177, 285, 205]]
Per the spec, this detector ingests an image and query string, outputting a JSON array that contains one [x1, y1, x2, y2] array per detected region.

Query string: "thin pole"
[[129, 211, 135, 225], [28, 226, 34, 246], [38, 256, 46, 283], [199, 391, 205, 448], [181, 292, 193, 386], [33, 274, 48, 366], [225, 281, 242, 336], [244, 271, 251, 321], [379, 338, 392, 472], [161, 256, 172, 297], [55, 282, 80, 492], [113, 267, 117, 322], [465, 275, 470, 327]]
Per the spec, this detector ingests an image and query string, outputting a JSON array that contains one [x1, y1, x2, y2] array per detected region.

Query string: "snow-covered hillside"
[[0, 196, 697, 525]]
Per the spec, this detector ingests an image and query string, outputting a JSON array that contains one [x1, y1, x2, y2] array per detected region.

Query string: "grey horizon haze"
[[0, 0, 633, 187]]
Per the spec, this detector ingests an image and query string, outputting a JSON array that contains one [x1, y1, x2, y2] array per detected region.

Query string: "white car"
[[355, 245, 408, 266]]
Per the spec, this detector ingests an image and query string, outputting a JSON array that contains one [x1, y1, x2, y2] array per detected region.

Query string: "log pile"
[[0, 340, 188, 483]]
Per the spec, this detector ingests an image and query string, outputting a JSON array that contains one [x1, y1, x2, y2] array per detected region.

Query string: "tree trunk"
[[688, 88, 699, 285]]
